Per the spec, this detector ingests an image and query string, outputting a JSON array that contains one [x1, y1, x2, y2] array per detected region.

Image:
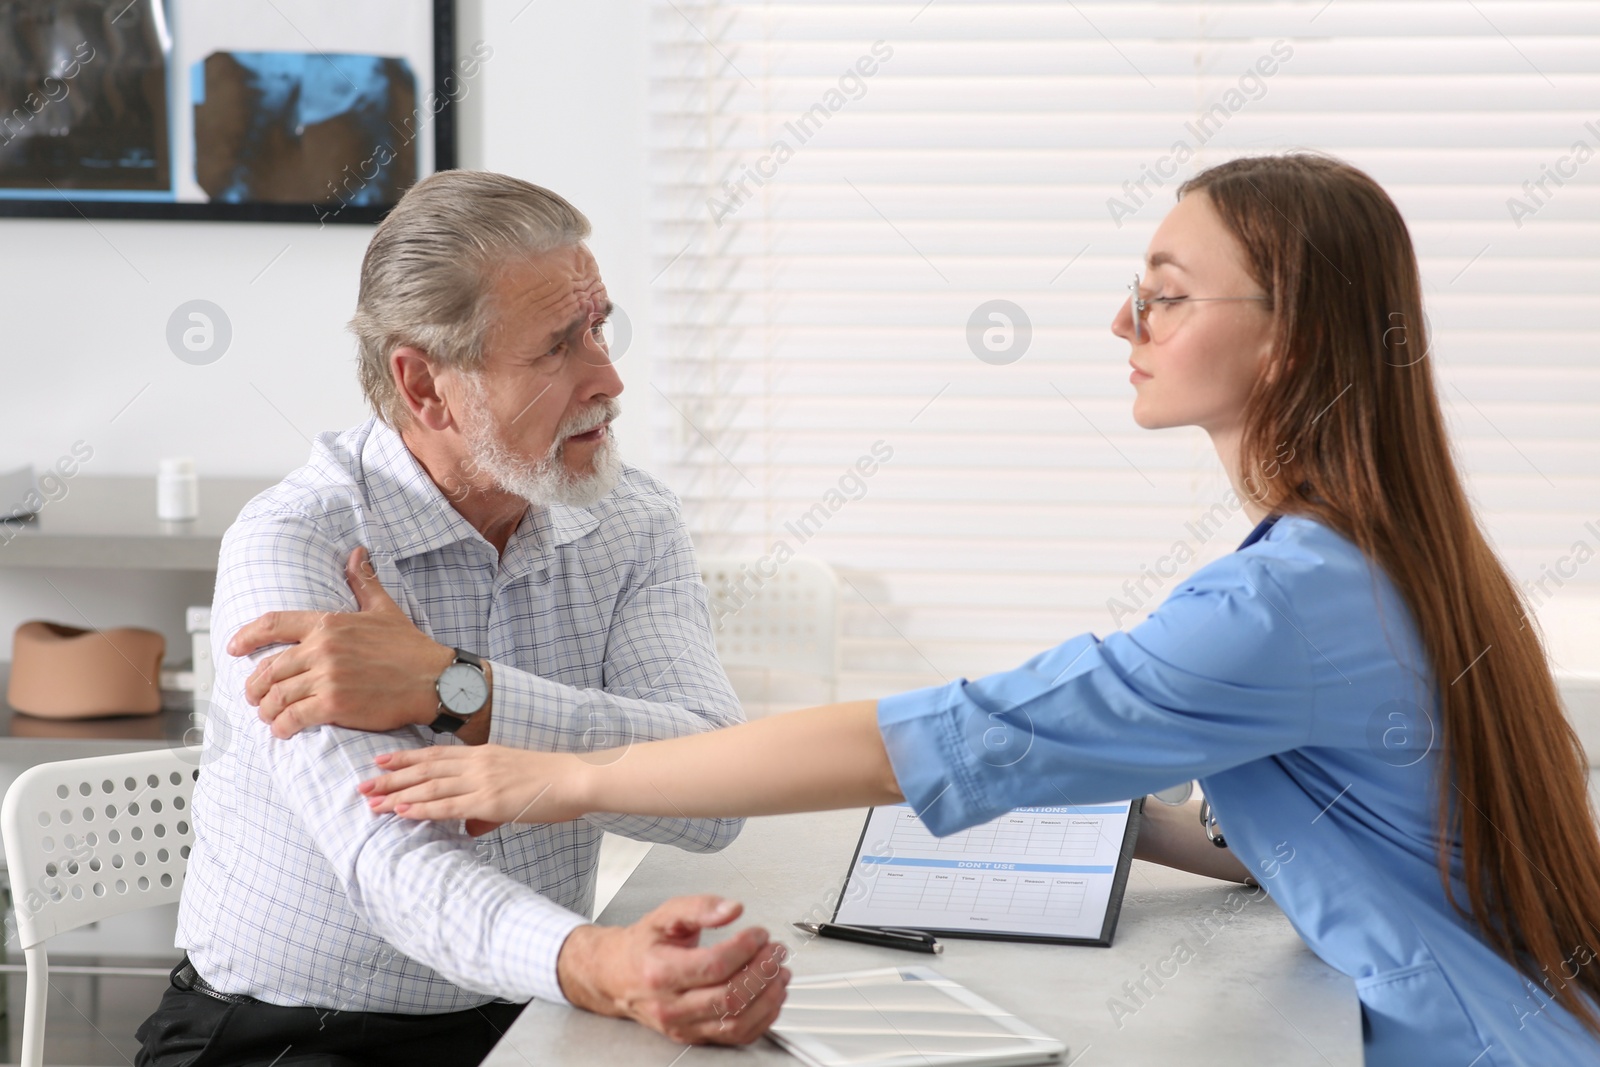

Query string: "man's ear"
[[391, 347, 455, 432]]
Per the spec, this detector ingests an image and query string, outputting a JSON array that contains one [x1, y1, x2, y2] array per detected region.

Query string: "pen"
[[792, 922, 943, 954]]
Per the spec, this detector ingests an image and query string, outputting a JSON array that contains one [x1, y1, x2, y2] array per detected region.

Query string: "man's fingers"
[[673, 926, 776, 990], [346, 547, 401, 614], [647, 896, 741, 941], [255, 670, 316, 723], [269, 702, 313, 740], [708, 964, 790, 1044], [661, 953, 789, 1045], [226, 611, 324, 656], [244, 650, 290, 705]]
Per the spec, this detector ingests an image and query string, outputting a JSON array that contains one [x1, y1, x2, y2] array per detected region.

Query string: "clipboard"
[[829, 798, 1143, 947]]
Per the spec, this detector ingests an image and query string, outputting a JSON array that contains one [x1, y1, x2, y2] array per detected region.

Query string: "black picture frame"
[[0, 0, 456, 225]]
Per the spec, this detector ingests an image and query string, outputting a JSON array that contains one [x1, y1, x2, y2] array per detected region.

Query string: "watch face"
[[438, 662, 488, 716]]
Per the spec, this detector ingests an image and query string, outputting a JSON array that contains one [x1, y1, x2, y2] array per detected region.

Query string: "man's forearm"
[[270, 719, 589, 1003], [1134, 796, 1254, 884], [486, 658, 742, 756]]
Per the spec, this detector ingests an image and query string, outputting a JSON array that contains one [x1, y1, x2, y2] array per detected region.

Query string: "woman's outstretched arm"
[[365, 698, 1258, 886], [364, 700, 905, 825]]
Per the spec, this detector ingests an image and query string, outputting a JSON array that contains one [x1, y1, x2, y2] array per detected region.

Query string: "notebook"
[[767, 966, 1066, 1067]]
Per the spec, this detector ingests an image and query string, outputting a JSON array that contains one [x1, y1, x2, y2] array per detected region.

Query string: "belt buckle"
[[171, 956, 200, 992], [172, 955, 249, 1004]]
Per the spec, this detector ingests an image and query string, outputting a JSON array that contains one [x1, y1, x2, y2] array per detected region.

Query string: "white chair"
[[2, 747, 200, 1067], [700, 555, 839, 703]]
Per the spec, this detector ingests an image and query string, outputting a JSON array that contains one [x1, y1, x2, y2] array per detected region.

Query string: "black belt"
[[170, 955, 253, 1005]]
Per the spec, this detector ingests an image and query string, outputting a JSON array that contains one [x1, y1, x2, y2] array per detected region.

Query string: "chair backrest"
[[2, 747, 200, 950], [700, 555, 838, 682]]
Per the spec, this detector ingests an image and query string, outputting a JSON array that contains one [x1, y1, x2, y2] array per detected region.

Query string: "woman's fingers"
[[373, 746, 442, 770], [389, 798, 469, 821], [367, 775, 473, 814], [362, 743, 550, 826], [363, 748, 466, 795], [363, 764, 436, 796]]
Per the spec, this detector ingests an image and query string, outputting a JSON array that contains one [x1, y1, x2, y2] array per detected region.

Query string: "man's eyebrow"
[[1146, 250, 1186, 272], [542, 298, 615, 349]]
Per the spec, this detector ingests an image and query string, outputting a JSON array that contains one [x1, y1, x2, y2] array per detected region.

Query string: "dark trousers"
[[134, 957, 527, 1067]]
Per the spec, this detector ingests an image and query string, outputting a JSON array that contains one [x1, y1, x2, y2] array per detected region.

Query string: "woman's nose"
[[1112, 296, 1137, 342]]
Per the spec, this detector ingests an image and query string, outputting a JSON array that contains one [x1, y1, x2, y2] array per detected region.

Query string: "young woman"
[[361, 154, 1600, 1065]]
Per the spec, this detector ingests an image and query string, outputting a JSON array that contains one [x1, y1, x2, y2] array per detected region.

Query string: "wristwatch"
[[431, 648, 489, 734]]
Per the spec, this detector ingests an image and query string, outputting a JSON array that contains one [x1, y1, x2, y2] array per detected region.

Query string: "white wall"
[[0, 0, 655, 653]]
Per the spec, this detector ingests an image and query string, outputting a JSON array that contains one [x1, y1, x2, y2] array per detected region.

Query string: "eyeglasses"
[[1128, 273, 1271, 343]]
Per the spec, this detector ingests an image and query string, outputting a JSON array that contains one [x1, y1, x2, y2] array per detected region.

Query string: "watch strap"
[[1199, 797, 1228, 849]]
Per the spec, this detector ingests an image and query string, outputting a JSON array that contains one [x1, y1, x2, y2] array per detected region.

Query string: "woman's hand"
[[360, 744, 588, 830]]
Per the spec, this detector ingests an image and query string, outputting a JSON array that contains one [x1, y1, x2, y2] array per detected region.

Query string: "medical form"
[[831, 801, 1143, 946]]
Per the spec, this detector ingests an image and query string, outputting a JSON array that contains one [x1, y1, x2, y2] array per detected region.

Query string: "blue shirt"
[[878, 514, 1600, 1066]]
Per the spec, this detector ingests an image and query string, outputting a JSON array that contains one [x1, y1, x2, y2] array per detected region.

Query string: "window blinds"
[[647, 0, 1600, 699]]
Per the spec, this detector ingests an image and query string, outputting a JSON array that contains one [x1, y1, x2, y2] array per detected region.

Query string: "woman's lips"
[[1130, 364, 1152, 384]]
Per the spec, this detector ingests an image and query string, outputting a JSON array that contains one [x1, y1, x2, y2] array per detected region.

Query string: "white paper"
[[769, 966, 1066, 1067], [832, 802, 1135, 941]]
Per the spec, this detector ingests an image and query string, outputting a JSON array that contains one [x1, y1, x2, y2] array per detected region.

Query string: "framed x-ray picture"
[[0, 0, 461, 223]]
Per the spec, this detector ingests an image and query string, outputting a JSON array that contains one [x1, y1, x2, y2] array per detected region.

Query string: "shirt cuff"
[[498, 897, 591, 1006], [486, 659, 568, 751], [877, 682, 991, 838]]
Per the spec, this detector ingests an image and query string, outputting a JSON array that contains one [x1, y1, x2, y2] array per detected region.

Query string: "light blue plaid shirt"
[[176, 417, 744, 1013]]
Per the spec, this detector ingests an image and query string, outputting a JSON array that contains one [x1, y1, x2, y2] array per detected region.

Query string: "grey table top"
[[0, 475, 275, 570], [486, 809, 1360, 1066]]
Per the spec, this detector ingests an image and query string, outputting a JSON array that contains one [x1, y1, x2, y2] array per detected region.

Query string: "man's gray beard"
[[459, 376, 622, 510]]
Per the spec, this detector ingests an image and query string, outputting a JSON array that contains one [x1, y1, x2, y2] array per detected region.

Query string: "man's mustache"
[[556, 399, 621, 442]]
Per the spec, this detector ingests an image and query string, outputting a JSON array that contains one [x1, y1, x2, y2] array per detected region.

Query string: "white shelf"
[[0, 476, 274, 570]]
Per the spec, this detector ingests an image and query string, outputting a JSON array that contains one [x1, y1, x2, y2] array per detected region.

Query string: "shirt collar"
[[358, 418, 600, 564], [1237, 513, 1282, 551]]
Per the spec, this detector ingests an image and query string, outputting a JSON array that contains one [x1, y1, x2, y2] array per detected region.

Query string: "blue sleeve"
[[878, 554, 1319, 836]]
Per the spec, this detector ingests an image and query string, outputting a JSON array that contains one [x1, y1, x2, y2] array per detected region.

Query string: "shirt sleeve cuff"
[[487, 659, 568, 751], [877, 683, 992, 837], [499, 898, 591, 1006]]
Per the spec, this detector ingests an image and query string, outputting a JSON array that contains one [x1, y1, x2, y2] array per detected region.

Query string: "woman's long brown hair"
[[1182, 153, 1600, 1032]]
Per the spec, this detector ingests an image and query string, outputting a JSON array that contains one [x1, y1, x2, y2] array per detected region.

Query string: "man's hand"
[[229, 547, 457, 739], [558, 896, 790, 1045]]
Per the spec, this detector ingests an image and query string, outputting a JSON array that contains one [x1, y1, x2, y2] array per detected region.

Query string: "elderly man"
[[135, 171, 788, 1067]]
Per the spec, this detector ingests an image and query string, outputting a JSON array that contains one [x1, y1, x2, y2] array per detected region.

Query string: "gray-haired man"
[[135, 172, 788, 1067]]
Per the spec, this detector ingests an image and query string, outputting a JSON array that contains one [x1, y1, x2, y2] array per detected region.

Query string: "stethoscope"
[[1151, 781, 1227, 849]]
